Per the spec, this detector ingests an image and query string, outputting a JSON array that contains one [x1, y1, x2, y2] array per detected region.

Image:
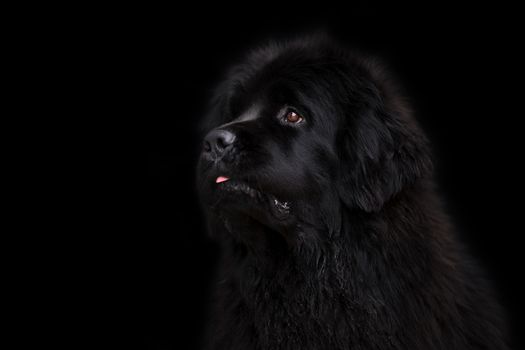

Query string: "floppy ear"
[[338, 87, 433, 213]]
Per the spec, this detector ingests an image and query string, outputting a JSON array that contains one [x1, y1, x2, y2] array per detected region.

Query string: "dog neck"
[[215, 185, 444, 306]]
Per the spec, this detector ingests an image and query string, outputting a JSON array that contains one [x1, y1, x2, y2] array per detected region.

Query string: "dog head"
[[196, 37, 432, 239]]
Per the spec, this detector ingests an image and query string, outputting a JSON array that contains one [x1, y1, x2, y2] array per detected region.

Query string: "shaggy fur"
[[196, 37, 509, 350]]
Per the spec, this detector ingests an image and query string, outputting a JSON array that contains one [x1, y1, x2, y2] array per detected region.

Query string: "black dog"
[[196, 37, 509, 350]]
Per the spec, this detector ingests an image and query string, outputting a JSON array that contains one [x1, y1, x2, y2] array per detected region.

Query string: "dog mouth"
[[213, 175, 291, 219]]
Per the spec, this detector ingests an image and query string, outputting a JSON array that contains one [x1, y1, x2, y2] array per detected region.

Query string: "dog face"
[[196, 39, 432, 239]]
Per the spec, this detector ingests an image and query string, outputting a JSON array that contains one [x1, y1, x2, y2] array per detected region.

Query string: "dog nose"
[[203, 129, 236, 159]]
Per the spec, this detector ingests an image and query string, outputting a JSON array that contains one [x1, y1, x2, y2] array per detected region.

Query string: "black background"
[[83, 4, 524, 349]]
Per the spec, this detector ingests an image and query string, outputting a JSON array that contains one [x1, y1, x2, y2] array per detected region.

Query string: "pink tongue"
[[216, 176, 230, 184]]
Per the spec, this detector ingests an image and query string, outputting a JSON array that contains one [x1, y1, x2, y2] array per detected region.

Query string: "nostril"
[[203, 140, 211, 153], [216, 136, 226, 150]]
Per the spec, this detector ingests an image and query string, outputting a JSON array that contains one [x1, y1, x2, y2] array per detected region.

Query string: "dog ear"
[[338, 81, 433, 213]]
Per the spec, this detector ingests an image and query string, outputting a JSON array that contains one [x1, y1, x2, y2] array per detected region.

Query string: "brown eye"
[[285, 111, 303, 123]]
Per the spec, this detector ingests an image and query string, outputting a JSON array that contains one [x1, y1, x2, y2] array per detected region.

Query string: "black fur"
[[196, 36, 509, 350]]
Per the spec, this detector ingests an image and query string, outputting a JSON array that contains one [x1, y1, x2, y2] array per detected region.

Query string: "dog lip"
[[269, 197, 291, 219], [216, 179, 291, 218], [218, 179, 260, 198]]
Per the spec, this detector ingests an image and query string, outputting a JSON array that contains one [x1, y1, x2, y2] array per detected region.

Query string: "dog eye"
[[285, 111, 303, 124]]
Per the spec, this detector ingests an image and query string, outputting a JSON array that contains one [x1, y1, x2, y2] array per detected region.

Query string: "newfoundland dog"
[[196, 36, 509, 349]]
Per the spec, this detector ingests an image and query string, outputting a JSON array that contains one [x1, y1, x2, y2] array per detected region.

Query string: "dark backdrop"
[[89, 4, 523, 349]]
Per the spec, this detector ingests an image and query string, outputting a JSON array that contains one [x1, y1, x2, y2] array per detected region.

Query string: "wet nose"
[[202, 129, 236, 159]]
